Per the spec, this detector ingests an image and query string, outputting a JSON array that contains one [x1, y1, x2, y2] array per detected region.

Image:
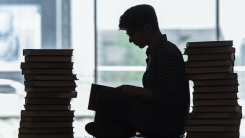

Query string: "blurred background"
[[0, 0, 244, 137]]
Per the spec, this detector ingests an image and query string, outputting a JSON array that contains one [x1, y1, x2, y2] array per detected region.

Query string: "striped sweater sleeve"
[[152, 55, 186, 106]]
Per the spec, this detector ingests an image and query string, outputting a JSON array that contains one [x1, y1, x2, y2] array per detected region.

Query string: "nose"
[[129, 38, 133, 43]]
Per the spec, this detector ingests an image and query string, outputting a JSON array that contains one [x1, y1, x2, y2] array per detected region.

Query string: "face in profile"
[[125, 27, 148, 49]]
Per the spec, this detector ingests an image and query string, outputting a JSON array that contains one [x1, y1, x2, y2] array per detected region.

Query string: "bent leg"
[[94, 87, 137, 135]]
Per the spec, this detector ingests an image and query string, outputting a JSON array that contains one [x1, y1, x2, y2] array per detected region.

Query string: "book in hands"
[[88, 83, 114, 111]]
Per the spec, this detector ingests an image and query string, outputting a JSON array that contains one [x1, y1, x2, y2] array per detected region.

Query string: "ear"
[[143, 24, 152, 32]]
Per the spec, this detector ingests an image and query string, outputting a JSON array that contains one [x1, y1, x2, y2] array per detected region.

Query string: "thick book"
[[186, 40, 233, 48], [24, 81, 76, 87], [25, 56, 72, 62], [193, 93, 238, 100], [184, 125, 239, 132], [187, 53, 235, 61], [18, 133, 74, 138], [23, 49, 73, 56], [25, 92, 77, 98], [183, 73, 237, 80], [20, 121, 73, 128], [24, 74, 78, 81], [193, 86, 238, 92], [21, 110, 74, 117], [185, 66, 233, 74], [25, 98, 71, 104], [184, 47, 235, 55], [193, 99, 239, 106], [184, 60, 234, 68], [24, 104, 71, 110], [22, 69, 73, 75], [186, 119, 241, 125], [193, 80, 239, 86], [88, 83, 114, 111], [21, 62, 73, 69], [25, 87, 76, 92], [186, 131, 239, 137], [21, 116, 74, 122], [187, 113, 242, 119], [19, 127, 73, 133], [192, 105, 242, 113]]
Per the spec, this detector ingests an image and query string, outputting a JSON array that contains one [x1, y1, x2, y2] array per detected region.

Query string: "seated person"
[[85, 4, 190, 138]]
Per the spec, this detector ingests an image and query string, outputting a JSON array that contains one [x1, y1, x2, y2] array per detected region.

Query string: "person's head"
[[119, 4, 160, 48]]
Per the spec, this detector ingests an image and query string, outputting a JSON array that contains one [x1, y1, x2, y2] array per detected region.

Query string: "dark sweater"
[[126, 34, 190, 137]]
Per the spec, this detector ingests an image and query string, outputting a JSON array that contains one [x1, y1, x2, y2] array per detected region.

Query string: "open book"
[[88, 84, 114, 111]]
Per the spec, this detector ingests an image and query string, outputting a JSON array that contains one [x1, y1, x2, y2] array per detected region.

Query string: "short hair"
[[119, 4, 159, 31]]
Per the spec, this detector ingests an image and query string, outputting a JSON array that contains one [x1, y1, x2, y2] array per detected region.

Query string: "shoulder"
[[157, 41, 182, 58]]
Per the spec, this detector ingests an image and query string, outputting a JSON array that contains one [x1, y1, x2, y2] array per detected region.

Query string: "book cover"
[[22, 69, 73, 75], [24, 74, 78, 81], [25, 92, 77, 98], [184, 60, 234, 68], [21, 116, 74, 122], [21, 62, 74, 69], [20, 121, 73, 128], [186, 131, 239, 137], [25, 87, 76, 92], [192, 105, 242, 113], [186, 119, 241, 125], [185, 66, 233, 74], [193, 86, 238, 92], [183, 73, 237, 80], [184, 47, 235, 55], [186, 40, 233, 47], [24, 81, 76, 87], [187, 53, 235, 61], [21, 110, 75, 117], [23, 49, 73, 56], [25, 98, 71, 105], [184, 125, 239, 132], [193, 99, 238, 106], [193, 80, 239, 86], [193, 93, 238, 100], [187, 113, 242, 119], [24, 104, 71, 110], [19, 127, 73, 134], [88, 83, 114, 111], [18, 133, 74, 138]]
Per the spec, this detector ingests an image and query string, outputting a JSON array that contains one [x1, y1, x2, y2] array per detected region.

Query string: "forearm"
[[137, 87, 154, 100]]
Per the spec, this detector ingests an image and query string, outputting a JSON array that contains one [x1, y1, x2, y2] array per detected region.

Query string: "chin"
[[138, 45, 146, 49]]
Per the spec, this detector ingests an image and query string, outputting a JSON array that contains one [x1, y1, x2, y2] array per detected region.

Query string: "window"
[[220, 0, 245, 135], [0, 0, 244, 137]]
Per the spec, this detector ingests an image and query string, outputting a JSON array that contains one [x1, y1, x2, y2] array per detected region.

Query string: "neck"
[[148, 30, 163, 50]]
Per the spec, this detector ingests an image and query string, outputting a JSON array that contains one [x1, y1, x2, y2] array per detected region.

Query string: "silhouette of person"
[[85, 4, 190, 138]]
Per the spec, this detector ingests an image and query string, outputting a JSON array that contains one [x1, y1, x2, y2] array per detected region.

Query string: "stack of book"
[[18, 49, 78, 138], [183, 41, 242, 138]]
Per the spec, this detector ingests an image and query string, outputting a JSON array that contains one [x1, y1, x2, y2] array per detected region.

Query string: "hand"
[[115, 85, 140, 98]]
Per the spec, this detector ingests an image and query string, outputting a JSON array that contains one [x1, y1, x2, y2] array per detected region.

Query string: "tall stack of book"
[[18, 49, 78, 138], [183, 41, 242, 138]]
